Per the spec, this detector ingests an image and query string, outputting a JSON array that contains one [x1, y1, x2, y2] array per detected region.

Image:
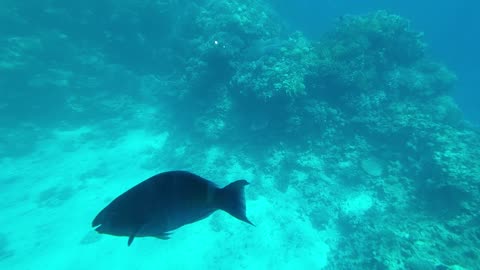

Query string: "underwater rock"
[[36, 186, 75, 208], [360, 157, 384, 177], [341, 193, 374, 217], [405, 256, 436, 270]]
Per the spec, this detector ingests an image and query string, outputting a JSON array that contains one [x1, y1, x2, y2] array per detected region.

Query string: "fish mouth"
[[92, 220, 101, 228], [92, 211, 105, 228], [92, 222, 103, 234]]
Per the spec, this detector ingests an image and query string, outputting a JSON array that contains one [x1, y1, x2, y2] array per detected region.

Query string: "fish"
[[243, 37, 287, 61], [92, 170, 254, 246]]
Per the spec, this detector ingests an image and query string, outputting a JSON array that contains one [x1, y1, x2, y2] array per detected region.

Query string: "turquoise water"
[[1, 1, 479, 269]]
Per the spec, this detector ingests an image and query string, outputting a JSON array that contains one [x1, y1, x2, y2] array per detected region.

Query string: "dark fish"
[[92, 170, 253, 246]]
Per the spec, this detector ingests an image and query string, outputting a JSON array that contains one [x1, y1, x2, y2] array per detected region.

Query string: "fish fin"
[[155, 232, 172, 240], [128, 235, 135, 246], [128, 225, 142, 246], [217, 180, 254, 226]]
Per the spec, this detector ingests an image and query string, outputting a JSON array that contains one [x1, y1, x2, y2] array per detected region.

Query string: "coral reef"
[[232, 32, 319, 99], [311, 11, 455, 103], [1, 1, 479, 269]]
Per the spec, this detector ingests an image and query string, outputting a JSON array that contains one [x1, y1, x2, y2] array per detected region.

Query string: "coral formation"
[[232, 32, 319, 99], [1, 1, 479, 269]]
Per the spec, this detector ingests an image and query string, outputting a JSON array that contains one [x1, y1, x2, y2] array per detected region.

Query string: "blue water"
[[1, 1, 479, 269]]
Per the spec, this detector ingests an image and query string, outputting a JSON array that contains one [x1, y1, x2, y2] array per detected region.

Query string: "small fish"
[[244, 37, 286, 61], [92, 170, 253, 246]]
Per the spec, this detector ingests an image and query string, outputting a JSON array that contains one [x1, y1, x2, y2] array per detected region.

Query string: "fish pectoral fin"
[[128, 235, 135, 246], [128, 225, 143, 246]]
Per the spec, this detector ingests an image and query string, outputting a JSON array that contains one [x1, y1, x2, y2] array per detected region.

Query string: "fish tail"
[[217, 180, 254, 226]]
